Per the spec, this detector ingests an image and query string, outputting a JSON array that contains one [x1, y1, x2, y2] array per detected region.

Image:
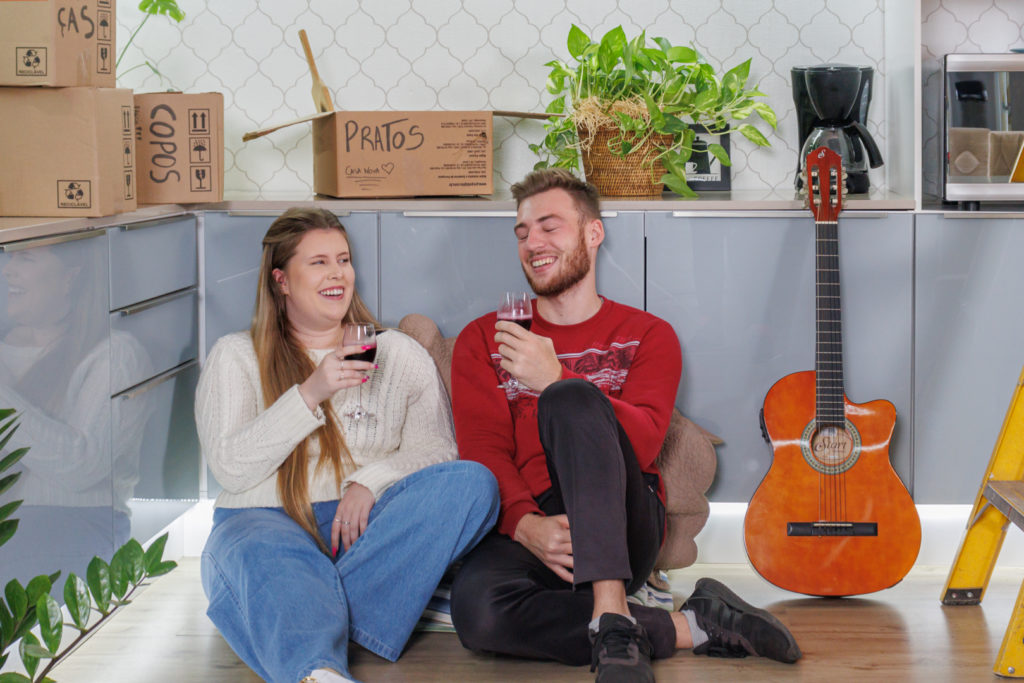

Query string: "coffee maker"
[[792, 64, 883, 194]]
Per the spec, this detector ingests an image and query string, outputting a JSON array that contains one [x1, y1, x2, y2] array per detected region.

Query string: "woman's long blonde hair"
[[251, 207, 379, 551]]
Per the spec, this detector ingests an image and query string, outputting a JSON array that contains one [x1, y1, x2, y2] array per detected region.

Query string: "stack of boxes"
[[0, 1, 222, 217]]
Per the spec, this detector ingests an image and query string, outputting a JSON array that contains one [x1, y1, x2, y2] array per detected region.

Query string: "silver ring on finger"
[[341, 521, 351, 526]]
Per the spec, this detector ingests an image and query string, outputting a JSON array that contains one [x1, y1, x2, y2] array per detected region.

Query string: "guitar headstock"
[[805, 147, 843, 222]]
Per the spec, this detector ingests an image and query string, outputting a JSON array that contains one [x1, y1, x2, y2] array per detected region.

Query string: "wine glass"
[[342, 323, 376, 420], [496, 292, 532, 391]]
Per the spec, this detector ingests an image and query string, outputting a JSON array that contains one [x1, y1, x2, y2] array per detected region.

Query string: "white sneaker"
[[302, 668, 355, 683]]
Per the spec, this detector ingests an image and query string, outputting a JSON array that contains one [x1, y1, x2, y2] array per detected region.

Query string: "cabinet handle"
[[116, 286, 197, 317], [226, 210, 351, 217], [400, 211, 620, 218], [114, 360, 197, 400], [668, 211, 891, 218], [402, 211, 517, 218], [0, 229, 104, 252], [941, 212, 1024, 220], [121, 215, 194, 231]]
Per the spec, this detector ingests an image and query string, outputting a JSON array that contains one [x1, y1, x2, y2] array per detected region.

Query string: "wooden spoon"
[[298, 29, 333, 113]]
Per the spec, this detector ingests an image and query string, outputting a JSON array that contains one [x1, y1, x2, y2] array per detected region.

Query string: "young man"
[[449, 169, 800, 682]]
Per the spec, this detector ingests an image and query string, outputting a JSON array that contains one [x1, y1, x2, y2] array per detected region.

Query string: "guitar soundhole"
[[801, 420, 861, 474]]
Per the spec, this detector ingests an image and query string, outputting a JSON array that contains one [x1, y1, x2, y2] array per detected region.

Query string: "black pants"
[[450, 379, 676, 665]]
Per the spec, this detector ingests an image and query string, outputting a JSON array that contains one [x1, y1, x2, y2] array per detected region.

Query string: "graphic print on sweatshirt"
[[492, 339, 640, 419]]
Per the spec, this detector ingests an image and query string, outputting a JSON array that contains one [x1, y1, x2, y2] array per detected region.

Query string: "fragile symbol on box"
[[16, 48, 47, 77], [190, 137, 210, 163], [57, 180, 92, 209], [124, 171, 134, 200], [97, 42, 111, 75], [97, 11, 112, 41], [191, 165, 211, 192], [188, 109, 210, 134]]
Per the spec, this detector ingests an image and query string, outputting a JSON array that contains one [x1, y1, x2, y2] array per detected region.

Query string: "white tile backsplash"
[[118, 1, 897, 199]]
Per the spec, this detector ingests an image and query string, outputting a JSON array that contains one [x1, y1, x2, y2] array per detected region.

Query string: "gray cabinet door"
[[204, 211, 380, 354], [0, 230, 117, 587], [378, 211, 645, 335], [646, 211, 914, 502], [914, 213, 1024, 503]]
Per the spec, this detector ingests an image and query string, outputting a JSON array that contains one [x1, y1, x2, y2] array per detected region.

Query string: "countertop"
[[0, 188, 999, 245]]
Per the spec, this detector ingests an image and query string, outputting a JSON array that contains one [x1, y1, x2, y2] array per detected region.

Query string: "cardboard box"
[[134, 92, 224, 203], [0, 0, 115, 87], [245, 110, 495, 198], [0, 87, 137, 217]]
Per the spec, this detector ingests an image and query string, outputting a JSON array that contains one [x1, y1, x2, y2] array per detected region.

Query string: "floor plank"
[[46, 560, 1021, 682]]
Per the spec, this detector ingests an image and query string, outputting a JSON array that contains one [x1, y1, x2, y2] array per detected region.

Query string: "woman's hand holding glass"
[[297, 341, 375, 415], [331, 482, 375, 556]]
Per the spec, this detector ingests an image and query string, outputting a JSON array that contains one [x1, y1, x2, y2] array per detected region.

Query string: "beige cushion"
[[399, 313, 717, 571]]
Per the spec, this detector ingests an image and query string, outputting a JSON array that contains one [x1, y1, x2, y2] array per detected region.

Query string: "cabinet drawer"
[[110, 289, 198, 395], [113, 361, 199, 501], [109, 216, 197, 310]]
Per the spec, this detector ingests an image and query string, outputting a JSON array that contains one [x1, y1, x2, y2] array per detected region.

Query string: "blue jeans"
[[201, 461, 498, 683]]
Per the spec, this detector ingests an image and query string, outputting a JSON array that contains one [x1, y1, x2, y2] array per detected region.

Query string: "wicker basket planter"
[[579, 125, 672, 197]]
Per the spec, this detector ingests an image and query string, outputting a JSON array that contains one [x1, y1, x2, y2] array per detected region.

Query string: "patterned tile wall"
[[921, 0, 1024, 200], [117, 1, 893, 199]]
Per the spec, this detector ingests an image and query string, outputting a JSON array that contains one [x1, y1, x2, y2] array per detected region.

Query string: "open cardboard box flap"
[[242, 109, 551, 142], [240, 109, 553, 198]]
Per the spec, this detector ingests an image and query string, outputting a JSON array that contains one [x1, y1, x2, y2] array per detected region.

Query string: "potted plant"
[[531, 25, 777, 197]]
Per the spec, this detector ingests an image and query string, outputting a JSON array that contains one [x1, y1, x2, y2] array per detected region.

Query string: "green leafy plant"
[[531, 25, 778, 197], [116, 0, 187, 85], [0, 410, 28, 549], [0, 411, 177, 682]]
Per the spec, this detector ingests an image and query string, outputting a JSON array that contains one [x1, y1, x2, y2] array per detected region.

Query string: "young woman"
[[197, 207, 498, 683]]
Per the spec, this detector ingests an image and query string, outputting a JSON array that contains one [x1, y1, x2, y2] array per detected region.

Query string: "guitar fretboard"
[[815, 217, 845, 427]]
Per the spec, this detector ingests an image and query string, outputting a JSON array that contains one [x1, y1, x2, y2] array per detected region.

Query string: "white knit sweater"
[[195, 330, 457, 508]]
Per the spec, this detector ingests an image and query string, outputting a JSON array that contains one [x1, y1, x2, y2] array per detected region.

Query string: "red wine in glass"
[[343, 323, 376, 419], [348, 343, 377, 364], [496, 292, 532, 390]]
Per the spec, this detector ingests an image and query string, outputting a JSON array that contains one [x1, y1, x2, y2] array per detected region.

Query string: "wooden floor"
[[48, 559, 1021, 682]]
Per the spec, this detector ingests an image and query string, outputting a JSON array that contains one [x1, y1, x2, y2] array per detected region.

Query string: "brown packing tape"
[[241, 109, 559, 142]]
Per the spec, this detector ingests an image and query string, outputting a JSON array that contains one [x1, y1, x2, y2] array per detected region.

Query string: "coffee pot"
[[792, 64, 883, 194]]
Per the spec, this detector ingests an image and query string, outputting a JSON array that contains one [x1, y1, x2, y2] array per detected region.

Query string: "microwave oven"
[[942, 53, 1024, 206]]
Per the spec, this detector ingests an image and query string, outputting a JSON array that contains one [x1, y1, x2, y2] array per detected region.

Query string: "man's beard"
[[523, 228, 591, 297]]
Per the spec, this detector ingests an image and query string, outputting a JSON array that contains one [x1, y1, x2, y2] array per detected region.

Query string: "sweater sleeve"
[[597, 318, 681, 470], [195, 335, 324, 495], [452, 318, 541, 537], [342, 333, 458, 499]]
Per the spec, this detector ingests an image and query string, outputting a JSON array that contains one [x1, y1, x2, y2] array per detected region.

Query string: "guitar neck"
[[815, 216, 845, 427]]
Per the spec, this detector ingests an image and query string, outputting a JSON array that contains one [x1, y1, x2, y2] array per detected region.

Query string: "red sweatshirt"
[[451, 297, 682, 538]]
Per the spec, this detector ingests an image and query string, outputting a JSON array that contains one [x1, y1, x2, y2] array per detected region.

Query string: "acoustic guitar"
[[743, 147, 921, 596]]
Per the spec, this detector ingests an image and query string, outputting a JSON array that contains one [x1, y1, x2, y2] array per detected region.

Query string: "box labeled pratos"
[[245, 110, 495, 198], [134, 92, 224, 203], [0, 0, 115, 87], [0, 87, 136, 217]]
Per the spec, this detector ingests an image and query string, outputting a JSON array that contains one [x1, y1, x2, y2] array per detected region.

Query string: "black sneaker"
[[588, 613, 655, 683], [682, 577, 801, 663]]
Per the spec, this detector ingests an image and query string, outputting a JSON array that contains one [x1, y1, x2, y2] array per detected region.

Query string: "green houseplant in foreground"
[[0, 409, 176, 683], [531, 24, 777, 197]]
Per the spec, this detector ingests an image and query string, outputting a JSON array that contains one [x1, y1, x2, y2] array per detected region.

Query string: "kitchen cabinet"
[[646, 211, 915, 502], [0, 229, 117, 587], [378, 210, 645, 335], [913, 212, 1024, 503], [108, 215, 199, 542]]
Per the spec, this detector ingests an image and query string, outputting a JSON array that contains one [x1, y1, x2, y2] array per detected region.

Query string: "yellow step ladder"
[[943, 365, 1024, 677]]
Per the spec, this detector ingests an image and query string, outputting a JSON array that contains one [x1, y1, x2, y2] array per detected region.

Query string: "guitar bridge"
[[787, 522, 878, 537]]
